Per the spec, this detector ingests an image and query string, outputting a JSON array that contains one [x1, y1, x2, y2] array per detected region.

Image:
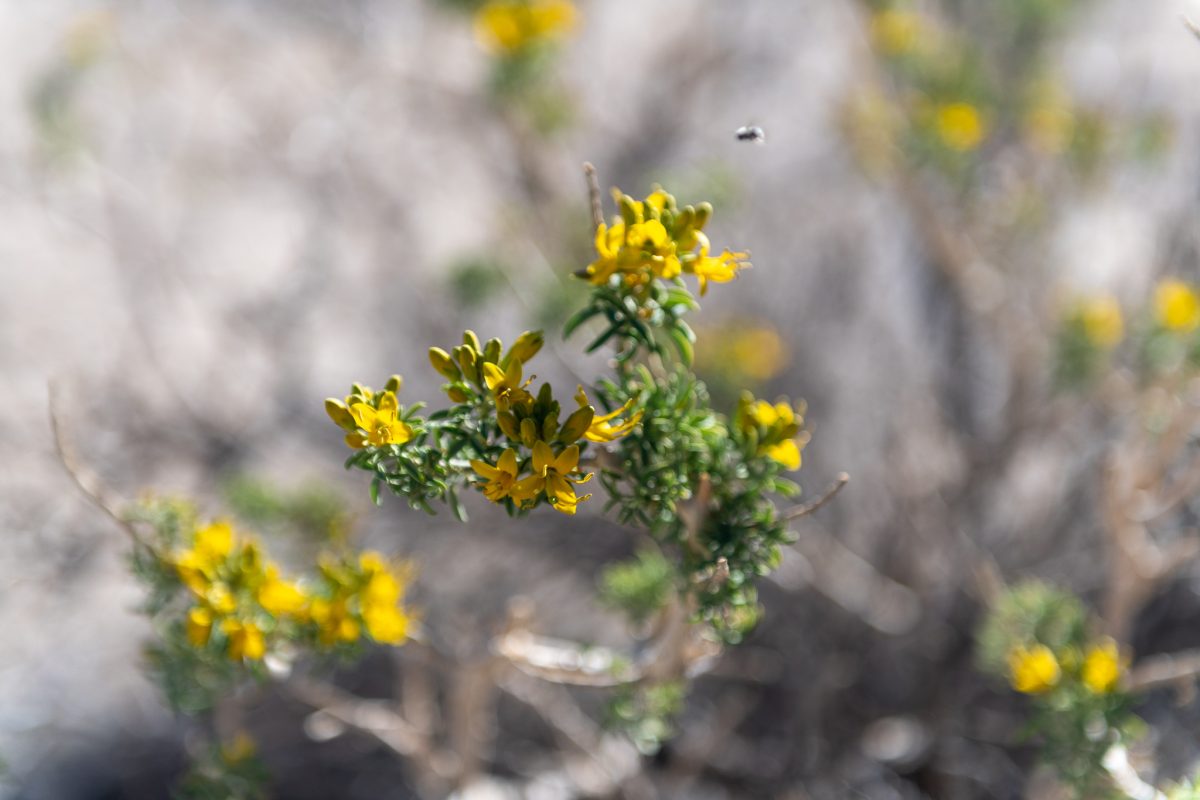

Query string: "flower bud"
[[325, 399, 358, 432], [462, 330, 482, 354], [505, 330, 544, 366], [520, 418, 539, 447], [497, 411, 520, 440], [619, 194, 640, 228], [447, 385, 470, 403], [558, 405, 594, 443], [483, 337, 503, 366], [429, 347, 460, 380], [384, 374, 403, 394], [693, 202, 712, 230]]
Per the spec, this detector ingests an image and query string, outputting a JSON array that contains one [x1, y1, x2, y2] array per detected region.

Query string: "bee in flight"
[[735, 125, 766, 144]]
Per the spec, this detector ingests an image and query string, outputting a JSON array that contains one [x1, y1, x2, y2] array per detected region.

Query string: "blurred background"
[[4, 0, 1200, 797]]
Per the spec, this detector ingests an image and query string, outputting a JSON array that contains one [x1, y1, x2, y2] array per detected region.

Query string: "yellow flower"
[[573, 386, 642, 443], [310, 598, 361, 645], [935, 102, 985, 152], [186, 606, 213, 647], [194, 521, 235, 562], [870, 9, 922, 56], [471, 449, 544, 504], [1156, 279, 1200, 332], [531, 441, 593, 515], [362, 604, 409, 645], [737, 395, 807, 471], [345, 391, 413, 449], [729, 327, 787, 381], [763, 439, 802, 471], [220, 732, 257, 765], [1007, 644, 1061, 694], [1081, 639, 1122, 695], [475, 0, 576, 55], [483, 360, 533, 412], [688, 247, 749, 296], [257, 571, 307, 617], [1077, 296, 1124, 349], [222, 619, 266, 661]]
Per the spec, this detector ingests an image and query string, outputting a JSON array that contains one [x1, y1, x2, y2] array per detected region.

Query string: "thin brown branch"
[[1127, 648, 1200, 694], [48, 381, 144, 546], [783, 472, 850, 520], [286, 676, 433, 761], [584, 162, 603, 232]]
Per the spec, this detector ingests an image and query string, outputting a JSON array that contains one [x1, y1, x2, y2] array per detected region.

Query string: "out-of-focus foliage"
[[599, 549, 673, 626], [978, 582, 1138, 798], [175, 734, 268, 800]]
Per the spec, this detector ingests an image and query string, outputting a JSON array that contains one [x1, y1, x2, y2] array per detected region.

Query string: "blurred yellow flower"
[[257, 571, 308, 617], [222, 618, 266, 661], [363, 604, 409, 645], [475, 0, 577, 55], [1007, 644, 1060, 694], [1081, 639, 1122, 694], [870, 9, 922, 56], [935, 102, 985, 152], [186, 606, 213, 647], [730, 327, 787, 381], [737, 395, 808, 471], [1156, 279, 1200, 332], [1078, 296, 1124, 349], [1025, 106, 1074, 155]]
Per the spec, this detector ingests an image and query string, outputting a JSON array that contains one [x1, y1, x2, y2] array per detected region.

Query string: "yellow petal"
[[532, 441, 554, 475], [553, 444, 580, 473], [498, 449, 519, 476]]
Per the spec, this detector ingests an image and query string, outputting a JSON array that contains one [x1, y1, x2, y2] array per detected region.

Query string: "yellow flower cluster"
[[587, 188, 749, 296], [325, 376, 414, 450], [311, 551, 411, 646], [1156, 279, 1200, 333], [1072, 295, 1124, 349], [474, 0, 576, 56], [430, 330, 641, 515], [1007, 638, 1123, 696], [172, 520, 410, 661], [735, 393, 809, 471]]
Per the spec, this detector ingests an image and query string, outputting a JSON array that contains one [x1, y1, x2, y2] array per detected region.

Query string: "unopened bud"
[[429, 347, 460, 380], [325, 399, 357, 432]]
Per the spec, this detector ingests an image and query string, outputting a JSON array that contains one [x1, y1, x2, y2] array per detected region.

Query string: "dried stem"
[[584, 162, 603, 232], [783, 472, 850, 520], [47, 381, 144, 546]]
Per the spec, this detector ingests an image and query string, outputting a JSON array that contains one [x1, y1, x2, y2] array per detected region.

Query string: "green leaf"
[[563, 305, 603, 339]]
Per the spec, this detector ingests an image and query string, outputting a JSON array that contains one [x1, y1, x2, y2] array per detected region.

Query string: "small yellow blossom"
[[1007, 644, 1061, 694], [689, 247, 749, 296], [362, 604, 409, 645], [257, 571, 307, 617], [530, 441, 593, 515], [222, 618, 266, 661], [345, 391, 413, 449], [737, 395, 808, 471], [483, 360, 533, 412], [475, 0, 576, 55], [1156, 279, 1200, 332], [573, 386, 642, 443], [870, 8, 922, 56], [1077, 296, 1124, 349], [935, 102, 985, 152], [471, 449, 543, 504], [310, 598, 361, 645], [1081, 639, 1122, 695], [186, 606, 213, 647]]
